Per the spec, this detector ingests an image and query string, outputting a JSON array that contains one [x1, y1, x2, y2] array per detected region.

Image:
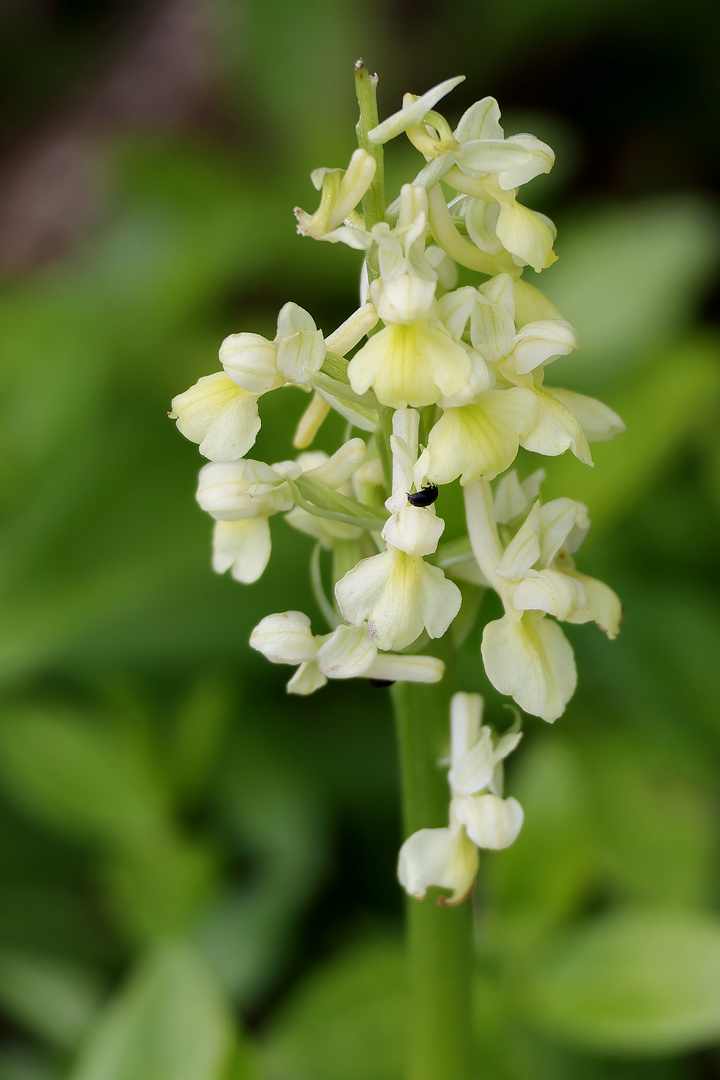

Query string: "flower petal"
[[510, 320, 578, 375], [495, 200, 557, 272], [381, 505, 445, 557], [520, 388, 593, 466], [219, 333, 281, 394], [170, 373, 261, 462], [348, 322, 471, 409], [316, 624, 377, 679], [335, 546, 461, 651], [548, 388, 625, 443], [364, 653, 444, 683], [564, 571, 623, 639], [287, 661, 327, 696], [427, 388, 538, 485], [197, 460, 292, 520], [453, 793, 524, 849], [481, 612, 577, 722], [398, 826, 478, 904], [250, 610, 318, 664], [513, 568, 587, 621], [368, 75, 466, 144], [448, 726, 494, 795], [212, 518, 271, 584]]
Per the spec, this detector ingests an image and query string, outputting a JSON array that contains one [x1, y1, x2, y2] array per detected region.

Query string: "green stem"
[[391, 649, 474, 1080], [354, 59, 386, 237]]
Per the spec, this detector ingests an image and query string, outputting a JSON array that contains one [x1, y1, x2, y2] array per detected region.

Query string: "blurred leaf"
[[168, 675, 232, 807], [0, 707, 217, 942], [581, 733, 716, 907], [544, 196, 720, 391], [105, 836, 217, 945], [262, 938, 404, 1080], [197, 719, 329, 1005], [527, 908, 720, 1054], [0, 949, 102, 1050], [543, 335, 720, 530], [0, 708, 165, 846], [489, 737, 598, 944], [0, 1048, 60, 1080], [70, 943, 237, 1080]]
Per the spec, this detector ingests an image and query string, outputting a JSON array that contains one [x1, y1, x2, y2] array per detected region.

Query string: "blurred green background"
[[1, 0, 720, 1077]]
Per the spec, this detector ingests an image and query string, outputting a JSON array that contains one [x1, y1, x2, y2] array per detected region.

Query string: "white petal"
[[564, 571, 623, 639], [348, 321, 471, 409], [449, 727, 494, 795], [170, 373, 261, 461], [493, 468, 545, 525], [331, 149, 378, 228], [335, 546, 461, 651], [219, 333, 280, 395], [316, 624, 377, 679], [548, 388, 625, 442], [538, 497, 589, 565], [373, 275, 437, 324], [250, 610, 318, 664], [454, 793, 524, 849], [513, 568, 587, 621], [449, 691, 483, 765], [481, 612, 577, 722], [364, 653, 444, 683], [496, 134, 555, 188], [196, 460, 292, 520], [276, 302, 317, 338], [463, 197, 503, 254], [293, 392, 332, 450], [276, 328, 326, 384], [381, 505, 445, 557], [513, 279, 565, 326], [324, 302, 379, 357], [427, 388, 538, 485], [470, 297, 516, 361], [368, 75, 466, 144], [398, 826, 478, 903], [287, 661, 327, 695], [212, 518, 271, 584], [479, 272, 516, 315], [521, 389, 593, 466], [437, 286, 480, 341], [495, 200, 557, 272], [497, 502, 542, 579], [302, 437, 366, 489], [510, 320, 578, 375], [454, 97, 503, 143]]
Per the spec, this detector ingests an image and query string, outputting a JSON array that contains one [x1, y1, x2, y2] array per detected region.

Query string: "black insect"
[[407, 483, 439, 508], [368, 678, 395, 688]]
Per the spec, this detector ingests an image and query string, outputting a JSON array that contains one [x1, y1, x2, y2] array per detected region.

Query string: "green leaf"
[[0, 1048, 61, 1080], [0, 950, 102, 1050], [543, 196, 720, 392], [526, 908, 720, 1054], [490, 737, 598, 944], [0, 708, 165, 846], [70, 943, 236, 1080], [262, 938, 405, 1080], [542, 336, 720, 531]]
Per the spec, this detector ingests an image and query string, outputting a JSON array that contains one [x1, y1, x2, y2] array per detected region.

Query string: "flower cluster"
[[170, 72, 623, 902], [399, 692, 523, 904]]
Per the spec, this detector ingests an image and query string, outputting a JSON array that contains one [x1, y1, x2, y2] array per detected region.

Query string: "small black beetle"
[[407, 483, 439, 508]]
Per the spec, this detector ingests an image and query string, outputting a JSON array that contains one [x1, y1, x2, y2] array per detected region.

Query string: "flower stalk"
[[393, 667, 474, 1080]]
